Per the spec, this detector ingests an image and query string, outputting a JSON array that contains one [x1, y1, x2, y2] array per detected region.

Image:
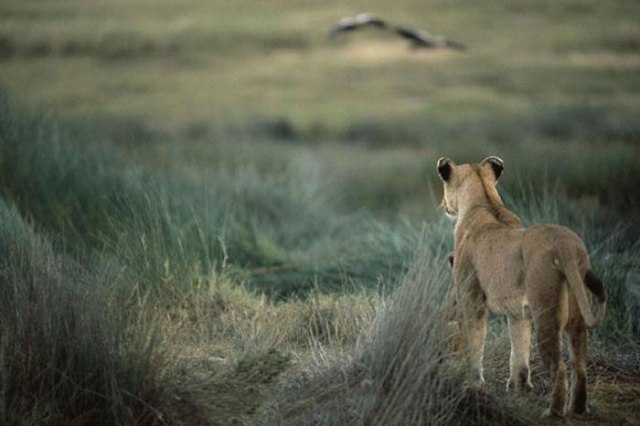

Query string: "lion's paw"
[[541, 408, 565, 418]]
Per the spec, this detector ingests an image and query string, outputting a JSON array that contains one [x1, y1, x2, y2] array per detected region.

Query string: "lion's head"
[[436, 156, 504, 221]]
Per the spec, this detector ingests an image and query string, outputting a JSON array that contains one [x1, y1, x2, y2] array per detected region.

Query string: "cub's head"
[[436, 156, 504, 220]]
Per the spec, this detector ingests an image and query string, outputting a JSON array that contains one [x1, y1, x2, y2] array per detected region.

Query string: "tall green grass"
[[0, 197, 165, 424], [0, 95, 424, 297], [0, 95, 333, 294]]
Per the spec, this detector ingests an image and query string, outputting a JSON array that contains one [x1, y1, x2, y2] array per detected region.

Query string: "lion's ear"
[[481, 156, 504, 182], [437, 157, 455, 182]]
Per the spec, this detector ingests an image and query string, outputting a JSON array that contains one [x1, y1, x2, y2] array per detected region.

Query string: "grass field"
[[1, 0, 639, 424]]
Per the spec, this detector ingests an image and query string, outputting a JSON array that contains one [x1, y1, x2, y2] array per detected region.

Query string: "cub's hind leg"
[[534, 312, 567, 417], [533, 306, 567, 417], [506, 316, 533, 392], [565, 319, 589, 414], [528, 266, 568, 417]]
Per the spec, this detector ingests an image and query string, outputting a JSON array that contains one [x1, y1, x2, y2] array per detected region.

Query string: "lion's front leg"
[[459, 292, 488, 389], [454, 262, 487, 389], [506, 316, 533, 393]]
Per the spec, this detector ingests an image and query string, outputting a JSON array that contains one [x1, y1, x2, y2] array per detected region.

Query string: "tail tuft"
[[584, 269, 607, 325], [584, 270, 606, 303]]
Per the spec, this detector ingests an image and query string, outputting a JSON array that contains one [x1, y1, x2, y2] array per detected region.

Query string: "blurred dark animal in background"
[[330, 13, 387, 38], [331, 13, 466, 51], [393, 27, 466, 50]]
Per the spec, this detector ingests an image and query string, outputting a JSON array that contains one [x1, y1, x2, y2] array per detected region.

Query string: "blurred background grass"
[[1, 0, 639, 424], [2, 0, 639, 218]]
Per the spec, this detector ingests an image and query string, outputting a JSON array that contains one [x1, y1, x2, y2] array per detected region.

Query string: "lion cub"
[[437, 156, 606, 418]]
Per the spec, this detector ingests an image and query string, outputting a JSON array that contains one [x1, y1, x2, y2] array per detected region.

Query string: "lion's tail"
[[556, 248, 606, 328]]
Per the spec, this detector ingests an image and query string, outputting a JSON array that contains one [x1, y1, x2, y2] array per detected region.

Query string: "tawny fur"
[[437, 156, 606, 418]]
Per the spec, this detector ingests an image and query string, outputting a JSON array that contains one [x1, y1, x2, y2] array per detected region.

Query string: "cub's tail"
[[556, 249, 607, 328]]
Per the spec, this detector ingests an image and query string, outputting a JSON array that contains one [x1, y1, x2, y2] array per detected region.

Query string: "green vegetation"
[[1, 0, 639, 424]]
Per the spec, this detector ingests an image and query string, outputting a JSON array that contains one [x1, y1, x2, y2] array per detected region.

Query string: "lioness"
[[437, 156, 606, 418]]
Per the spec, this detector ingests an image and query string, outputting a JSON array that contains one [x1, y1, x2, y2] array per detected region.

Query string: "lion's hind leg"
[[533, 306, 568, 418], [506, 316, 533, 393], [566, 320, 589, 414], [527, 263, 569, 417]]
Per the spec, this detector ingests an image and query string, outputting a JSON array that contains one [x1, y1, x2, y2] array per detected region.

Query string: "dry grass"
[[159, 275, 380, 360]]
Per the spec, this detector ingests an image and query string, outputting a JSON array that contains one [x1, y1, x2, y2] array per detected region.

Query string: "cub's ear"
[[481, 156, 504, 182], [437, 157, 455, 182]]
